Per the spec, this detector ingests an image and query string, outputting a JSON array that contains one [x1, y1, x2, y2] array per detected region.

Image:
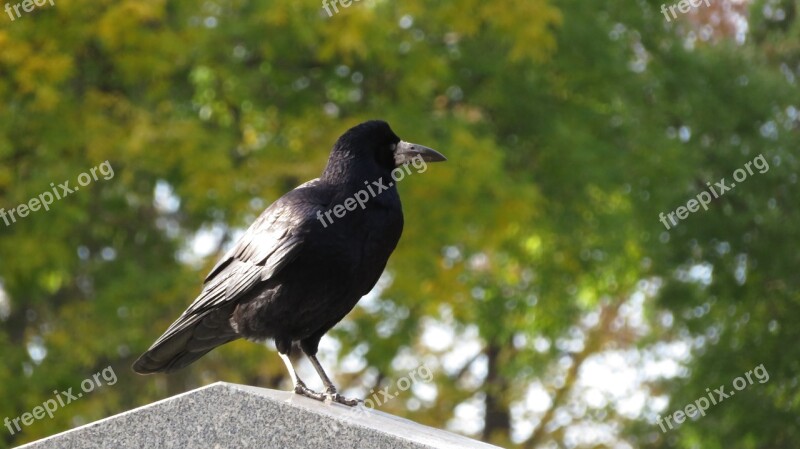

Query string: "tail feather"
[[133, 306, 239, 374]]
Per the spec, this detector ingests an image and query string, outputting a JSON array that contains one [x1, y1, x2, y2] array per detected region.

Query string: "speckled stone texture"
[[17, 382, 501, 449]]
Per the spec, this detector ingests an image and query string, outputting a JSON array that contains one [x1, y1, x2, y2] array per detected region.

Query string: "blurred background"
[[1, 0, 799, 447]]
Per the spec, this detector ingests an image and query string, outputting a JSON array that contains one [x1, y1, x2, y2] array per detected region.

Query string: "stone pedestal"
[[18, 382, 501, 449]]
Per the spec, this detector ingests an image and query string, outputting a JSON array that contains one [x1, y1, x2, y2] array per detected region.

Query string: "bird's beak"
[[394, 141, 447, 166]]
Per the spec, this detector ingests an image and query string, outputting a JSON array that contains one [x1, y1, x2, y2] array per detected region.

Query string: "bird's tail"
[[132, 306, 239, 374]]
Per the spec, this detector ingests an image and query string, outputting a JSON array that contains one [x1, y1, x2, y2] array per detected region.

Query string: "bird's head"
[[323, 120, 446, 182]]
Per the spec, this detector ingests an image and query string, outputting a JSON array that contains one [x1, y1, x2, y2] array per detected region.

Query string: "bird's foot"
[[324, 387, 361, 407], [293, 382, 327, 402]]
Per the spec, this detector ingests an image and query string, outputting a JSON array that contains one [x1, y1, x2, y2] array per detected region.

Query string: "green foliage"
[[0, 0, 798, 447]]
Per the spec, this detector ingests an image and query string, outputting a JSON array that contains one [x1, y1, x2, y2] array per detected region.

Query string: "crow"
[[133, 120, 446, 405]]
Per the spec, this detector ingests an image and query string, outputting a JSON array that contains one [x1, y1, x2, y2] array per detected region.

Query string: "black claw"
[[332, 393, 361, 407], [294, 384, 361, 406], [325, 388, 361, 406], [293, 384, 327, 401]]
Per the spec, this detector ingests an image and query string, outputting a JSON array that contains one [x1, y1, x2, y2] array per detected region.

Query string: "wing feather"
[[145, 179, 327, 351]]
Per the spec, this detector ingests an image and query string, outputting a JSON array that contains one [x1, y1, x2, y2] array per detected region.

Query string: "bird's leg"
[[306, 354, 360, 406], [279, 352, 327, 402]]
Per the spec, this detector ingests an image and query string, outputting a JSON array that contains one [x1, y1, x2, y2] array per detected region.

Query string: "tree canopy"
[[1, 0, 798, 447]]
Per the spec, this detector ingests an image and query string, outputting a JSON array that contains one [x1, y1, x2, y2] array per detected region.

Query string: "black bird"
[[133, 120, 446, 405]]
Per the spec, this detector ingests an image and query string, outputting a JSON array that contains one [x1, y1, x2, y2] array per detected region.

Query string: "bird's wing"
[[149, 179, 327, 347], [195, 178, 327, 313]]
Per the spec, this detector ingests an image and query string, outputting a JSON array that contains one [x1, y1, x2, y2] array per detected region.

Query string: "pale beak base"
[[394, 140, 447, 166]]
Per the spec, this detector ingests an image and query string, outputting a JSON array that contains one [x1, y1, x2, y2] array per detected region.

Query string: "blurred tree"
[[0, 0, 797, 448]]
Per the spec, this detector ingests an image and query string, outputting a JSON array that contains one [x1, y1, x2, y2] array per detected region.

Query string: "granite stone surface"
[[17, 382, 502, 449]]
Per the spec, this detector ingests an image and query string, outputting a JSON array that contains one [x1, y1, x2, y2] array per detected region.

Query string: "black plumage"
[[133, 120, 446, 405]]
